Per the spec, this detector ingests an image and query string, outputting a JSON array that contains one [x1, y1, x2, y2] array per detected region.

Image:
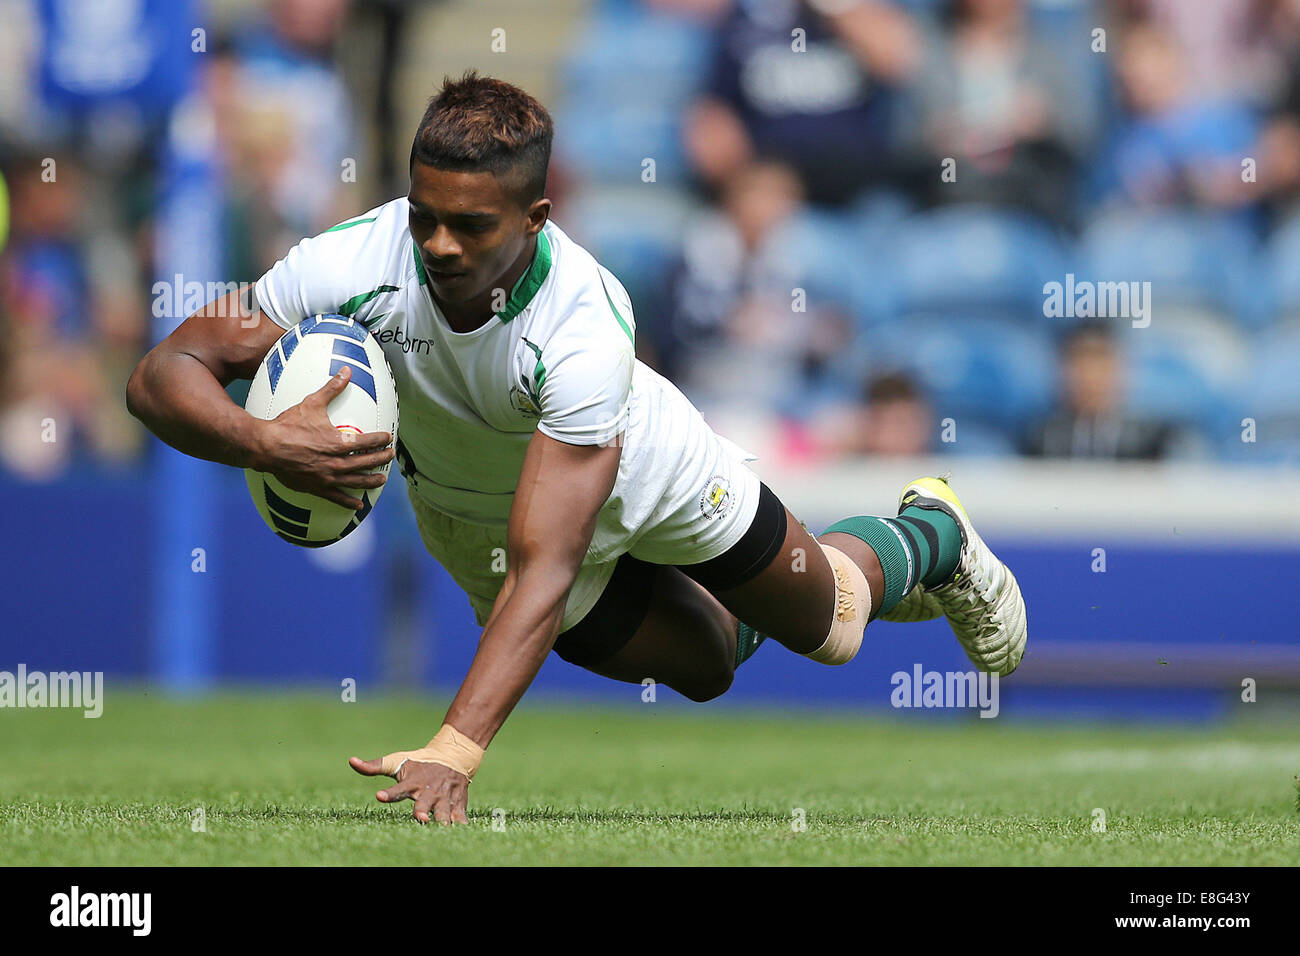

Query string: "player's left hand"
[[348, 755, 470, 825]]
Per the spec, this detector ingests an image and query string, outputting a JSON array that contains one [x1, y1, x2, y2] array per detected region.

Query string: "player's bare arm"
[[125, 289, 394, 509], [350, 430, 623, 824]]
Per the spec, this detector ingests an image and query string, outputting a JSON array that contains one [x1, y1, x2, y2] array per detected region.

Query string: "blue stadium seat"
[[1080, 210, 1270, 329], [1265, 211, 1300, 323], [555, 2, 712, 185], [561, 184, 692, 307], [1123, 336, 1219, 430], [1119, 317, 1248, 434], [1247, 329, 1300, 414], [567, 1, 710, 103], [1204, 328, 1300, 462], [1025, 0, 1094, 28], [870, 313, 1055, 434], [553, 105, 688, 183], [937, 420, 1019, 458], [778, 205, 902, 328], [886, 207, 1068, 321], [843, 190, 913, 327]]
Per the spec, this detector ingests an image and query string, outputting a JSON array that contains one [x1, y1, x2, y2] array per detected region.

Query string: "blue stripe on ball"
[[331, 338, 371, 369], [305, 314, 368, 343], [266, 349, 284, 393], [263, 482, 312, 524], [280, 326, 300, 360], [329, 358, 377, 400]]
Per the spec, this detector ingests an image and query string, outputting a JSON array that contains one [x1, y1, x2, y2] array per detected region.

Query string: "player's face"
[[407, 162, 540, 305]]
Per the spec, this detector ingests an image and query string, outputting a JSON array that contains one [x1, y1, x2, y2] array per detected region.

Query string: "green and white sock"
[[735, 622, 766, 668], [894, 504, 962, 588], [820, 507, 961, 617], [734, 505, 962, 658]]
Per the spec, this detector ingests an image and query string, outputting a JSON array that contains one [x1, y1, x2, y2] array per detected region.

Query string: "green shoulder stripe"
[[324, 216, 377, 233], [338, 285, 400, 318], [598, 272, 635, 345]]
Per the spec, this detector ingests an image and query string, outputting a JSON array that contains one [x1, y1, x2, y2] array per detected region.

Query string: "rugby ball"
[[243, 313, 399, 547]]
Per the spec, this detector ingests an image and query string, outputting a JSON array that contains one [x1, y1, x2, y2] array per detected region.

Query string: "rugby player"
[[127, 72, 1027, 825]]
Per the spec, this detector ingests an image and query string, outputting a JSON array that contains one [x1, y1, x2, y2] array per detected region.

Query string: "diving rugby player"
[[127, 72, 1027, 825]]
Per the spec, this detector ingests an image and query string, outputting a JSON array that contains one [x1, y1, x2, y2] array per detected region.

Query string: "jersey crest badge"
[[699, 475, 732, 520]]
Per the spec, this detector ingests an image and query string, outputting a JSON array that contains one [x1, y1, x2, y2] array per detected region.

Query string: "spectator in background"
[[1022, 321, 1192, 461], [0, 0, 203, 479], [0, 0, 365, 480], [683, 0, 919, 208], [223, 0, 362, 274], [807, 370, 936, 459], [0, 0, 38, 136], [1232, 0, 1300, 220], [0, 154, 144, 478], [1090, 22, 1260, 216], [647, 158, 855, 451], [1111, 0, 1291, 111], [901, 0, 1098, 229]]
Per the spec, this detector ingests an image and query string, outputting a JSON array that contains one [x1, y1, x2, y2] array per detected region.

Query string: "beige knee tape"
[[379, 724, 486, 781], [808, 543, 872, 665]]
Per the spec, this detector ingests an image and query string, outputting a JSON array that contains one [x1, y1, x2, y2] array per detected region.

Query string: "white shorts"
[[407, 367, 763, 631]]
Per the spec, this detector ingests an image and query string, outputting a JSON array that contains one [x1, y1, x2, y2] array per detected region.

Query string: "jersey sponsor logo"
[[372, 326, 434, 355], [699, 475, 732, 520]]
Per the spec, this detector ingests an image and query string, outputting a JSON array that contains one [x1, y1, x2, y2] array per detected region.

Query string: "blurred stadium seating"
[[1, 0, 1297, 719]]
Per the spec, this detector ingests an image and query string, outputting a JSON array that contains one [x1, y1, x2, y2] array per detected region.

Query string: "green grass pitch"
[[2, 691, 1297, 865]]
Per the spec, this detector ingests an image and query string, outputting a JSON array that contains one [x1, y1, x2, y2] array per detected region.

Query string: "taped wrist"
[[807, 543, 872, 666], [379, 724, 486, 781]]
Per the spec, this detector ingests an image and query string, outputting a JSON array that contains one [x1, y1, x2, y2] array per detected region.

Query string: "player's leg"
[[551, 556, 739, 702], [690, 478, 1026, 676], [676, 482, 877, 663], [675, 481, 875, 657], [550, 476, 961, 696], [550, 482, 889, 697], [552, 474, 1025, 696], [407, 482, 739, 701], [551, 481, 947, 697]]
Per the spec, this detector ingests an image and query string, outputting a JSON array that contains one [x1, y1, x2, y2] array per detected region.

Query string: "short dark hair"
[[1059, 319, 1116, 353], [409, 70, 553, 206], [866, 371, 925, 405]]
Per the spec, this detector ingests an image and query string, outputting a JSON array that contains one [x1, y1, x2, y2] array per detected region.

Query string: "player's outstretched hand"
[[349, 755, 471, 826], [254, 366, 395, 510]]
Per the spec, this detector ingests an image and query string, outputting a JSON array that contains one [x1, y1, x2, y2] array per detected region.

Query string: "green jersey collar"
[[497, 229, 552, 322], [410, 228, 552, 324]]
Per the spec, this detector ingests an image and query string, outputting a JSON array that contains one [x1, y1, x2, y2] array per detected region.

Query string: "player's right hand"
[[349, 755, 472, 826], [253, 366, 395, 510]]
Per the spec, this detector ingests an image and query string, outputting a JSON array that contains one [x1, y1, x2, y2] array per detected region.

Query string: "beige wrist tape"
[[379, 724, 486, 781], [807, 543, 872, 666]]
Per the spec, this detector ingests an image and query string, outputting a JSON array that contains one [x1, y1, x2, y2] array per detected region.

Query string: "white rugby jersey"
[[255, 197, 763, 568], [255, 198, 643, 527]]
